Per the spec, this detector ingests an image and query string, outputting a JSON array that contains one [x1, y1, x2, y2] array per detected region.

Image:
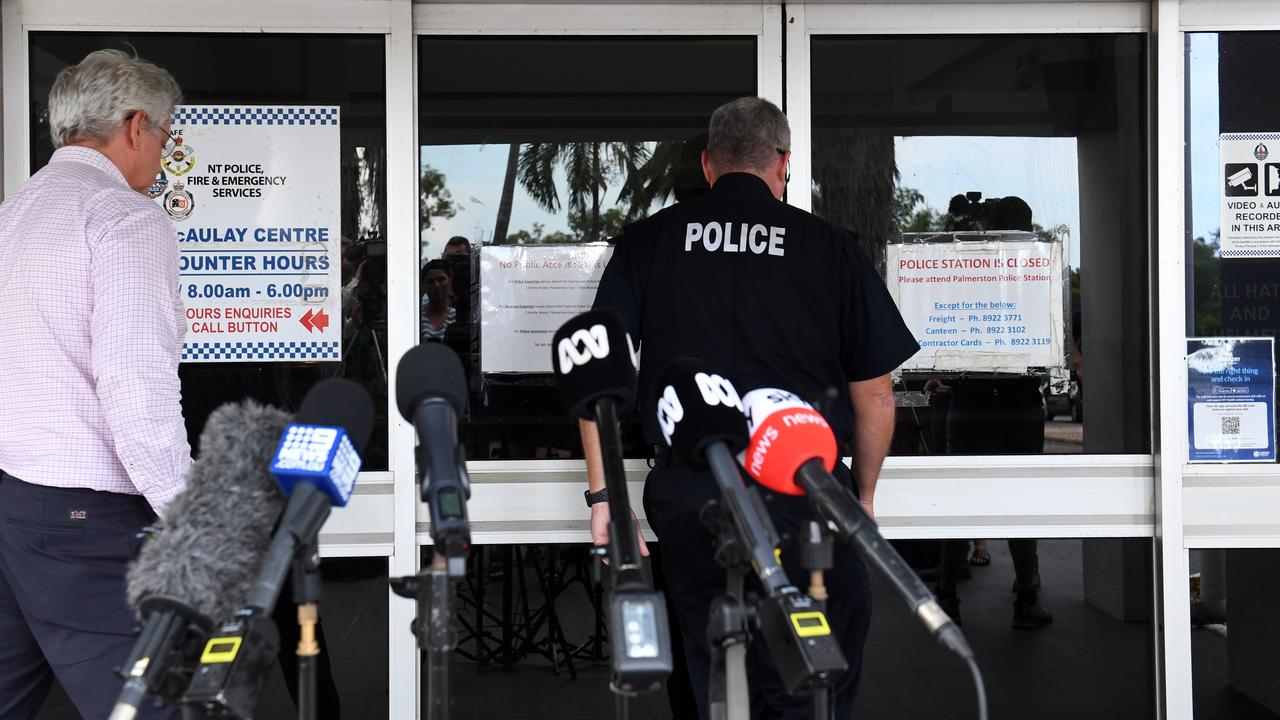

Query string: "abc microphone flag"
[[551, 309, 637, 419]]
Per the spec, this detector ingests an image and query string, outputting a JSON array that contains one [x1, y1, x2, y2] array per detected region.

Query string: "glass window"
[[811, 35, 1149, 456], [418, 36, 756, 460], [1187, 32, 1280, 720], [29, 34, 390, 468]]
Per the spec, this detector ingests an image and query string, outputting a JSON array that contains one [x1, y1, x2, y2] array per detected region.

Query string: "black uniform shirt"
[[593, 172, 920, 446]]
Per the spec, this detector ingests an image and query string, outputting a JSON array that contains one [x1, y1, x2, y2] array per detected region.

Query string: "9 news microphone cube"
[[269, 424, 361, 507]]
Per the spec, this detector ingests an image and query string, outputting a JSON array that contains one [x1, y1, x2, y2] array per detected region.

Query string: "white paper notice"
[[1219, 133, 1280, 258], [160, 105, 342, 363], [480, 245, 614, 373], [886, 241, 1065, 373]]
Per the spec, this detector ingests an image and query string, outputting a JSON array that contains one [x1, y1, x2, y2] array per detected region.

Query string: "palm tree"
[[516, 141, 650, 243], [491, 144, 520, 245]]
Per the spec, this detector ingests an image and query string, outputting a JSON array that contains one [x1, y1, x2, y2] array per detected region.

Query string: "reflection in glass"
[[812, 34, 1148, 457], [29, 33, 390, 468], [418, 36, 756, 460]]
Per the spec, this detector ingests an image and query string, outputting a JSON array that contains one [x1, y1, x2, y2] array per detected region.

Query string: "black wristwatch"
[[584, 488, 609, 507]]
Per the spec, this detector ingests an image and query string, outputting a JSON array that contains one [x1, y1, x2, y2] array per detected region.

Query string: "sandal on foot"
[[969, 548, 991, 566]]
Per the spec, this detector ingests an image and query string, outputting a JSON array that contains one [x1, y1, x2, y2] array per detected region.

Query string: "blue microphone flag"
[[270, 424, 362, 506]]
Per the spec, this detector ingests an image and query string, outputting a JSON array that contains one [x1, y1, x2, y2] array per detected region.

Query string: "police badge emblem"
[[162, 136, 196, 176], [147, 169, 169, 199], [164, 182, 195, 221], [1256, 143, 1270, 162]]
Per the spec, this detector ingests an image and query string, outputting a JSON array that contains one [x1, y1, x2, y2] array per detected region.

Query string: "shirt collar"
[[49, 146, 130, 188], [709, 172, 776, 201]]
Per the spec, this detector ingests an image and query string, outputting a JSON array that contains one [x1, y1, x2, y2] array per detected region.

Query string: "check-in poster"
[[156, 105, 342, 363], [1187, 337, 1276, 463], [480, 245, 613, 373]]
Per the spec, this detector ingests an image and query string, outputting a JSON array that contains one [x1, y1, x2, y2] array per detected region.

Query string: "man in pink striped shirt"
[[0, 49, 189, 719]]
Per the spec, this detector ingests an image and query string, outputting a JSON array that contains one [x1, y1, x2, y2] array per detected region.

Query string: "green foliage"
[[1191, 232, 1222, 336], [420, 165, 458, 231], [504, 223, 575, 245], [570, 207, 626, 240], [517, 142, 649, 243], [893, 185, 946, 233]]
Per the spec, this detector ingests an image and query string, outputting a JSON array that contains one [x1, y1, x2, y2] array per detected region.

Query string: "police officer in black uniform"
[[579, 97, 919, 718]]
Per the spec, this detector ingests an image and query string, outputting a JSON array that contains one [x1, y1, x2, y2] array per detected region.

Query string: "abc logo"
[[695, 372, 742, 411], [656, 385, 685, 446], [557, 324, 609, 374]]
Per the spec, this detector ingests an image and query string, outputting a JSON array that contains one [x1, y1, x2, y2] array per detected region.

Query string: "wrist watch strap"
[[584, 487, 609, 507]]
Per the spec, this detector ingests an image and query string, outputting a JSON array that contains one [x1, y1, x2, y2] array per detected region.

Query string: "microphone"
[[111, 401, 291, 720], [243, 378, 373, 614], [181, 380, 371, 719], [550, 309, 643, 571], [739, 388, 974, 660], [395, 342, 471, 577], [655, 361, 846, 696], [552, 310, 672, 695]]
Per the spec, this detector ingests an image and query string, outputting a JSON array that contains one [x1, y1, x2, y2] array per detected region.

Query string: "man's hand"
[[590, 502, 650, 559], [859, 495, 875, 520]]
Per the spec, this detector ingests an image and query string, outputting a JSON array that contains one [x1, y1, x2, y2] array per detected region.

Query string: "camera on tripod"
[[343, 236, 387, 328]]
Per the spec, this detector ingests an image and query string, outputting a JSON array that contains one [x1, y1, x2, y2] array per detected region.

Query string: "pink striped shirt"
[[0, 146, 190, 514]]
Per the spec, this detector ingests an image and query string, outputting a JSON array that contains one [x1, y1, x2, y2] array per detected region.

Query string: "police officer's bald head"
[[703, 97, 790, 198]]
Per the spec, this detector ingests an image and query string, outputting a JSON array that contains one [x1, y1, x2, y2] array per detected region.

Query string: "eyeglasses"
[[776, 148, 791, 184], [132, 111, 176, 158]]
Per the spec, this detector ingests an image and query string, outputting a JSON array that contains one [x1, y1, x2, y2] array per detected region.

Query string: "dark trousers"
[[0, 473, 179, 720], [643, 462, 872, 720], [940, 380, 1045, 597]]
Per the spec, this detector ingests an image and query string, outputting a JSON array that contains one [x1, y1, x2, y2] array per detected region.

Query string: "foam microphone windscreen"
[[126, 400, 291, 622], [740, 388, 839, 496], [395, 343, 467, 422], [654, 358, 749, 470], [300, 377, 376, 455], [551, 309, 637, 419]]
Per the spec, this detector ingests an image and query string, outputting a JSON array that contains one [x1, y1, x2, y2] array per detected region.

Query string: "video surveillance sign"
[[1220, 133, 1280, 258]]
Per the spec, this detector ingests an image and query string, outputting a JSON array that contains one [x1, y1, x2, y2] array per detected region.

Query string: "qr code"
[[1221, 416, 1242, 435]]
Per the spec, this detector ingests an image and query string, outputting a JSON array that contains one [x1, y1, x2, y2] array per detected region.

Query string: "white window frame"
[[786, 2, 1179, 717], [1, 2, 422, 716]]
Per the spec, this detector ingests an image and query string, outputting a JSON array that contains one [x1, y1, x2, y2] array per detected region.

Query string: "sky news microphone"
[[243, 378, 373, 614], [396, 342, 471, 577], [739, 388, 974, 660], [552, 309, 645, 573], [111, 401, 291, 720]]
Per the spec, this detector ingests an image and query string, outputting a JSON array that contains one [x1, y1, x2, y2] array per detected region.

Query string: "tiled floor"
[[35, 540, 1278, 719]]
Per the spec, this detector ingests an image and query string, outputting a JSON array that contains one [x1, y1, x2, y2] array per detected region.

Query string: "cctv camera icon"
[[1228, 166, 1257, 192]]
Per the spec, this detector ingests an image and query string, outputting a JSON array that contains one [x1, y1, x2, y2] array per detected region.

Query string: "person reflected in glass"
[[420, 259, 458, 343], [933, 194, 1053, 631]]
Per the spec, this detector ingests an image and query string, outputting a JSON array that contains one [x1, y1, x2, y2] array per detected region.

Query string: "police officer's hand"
[[590, 503, 650, 560], [860, 496, 875, 520]]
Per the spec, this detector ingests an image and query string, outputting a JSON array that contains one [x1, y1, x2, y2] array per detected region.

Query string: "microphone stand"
[[291, 539, 323, 720], [701, 444, 846, 720], [589, 398, 673, 712], [391, 437, 469, 720]]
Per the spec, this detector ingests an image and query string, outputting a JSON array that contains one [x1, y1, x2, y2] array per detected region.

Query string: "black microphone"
[[111, 401, 291, 720], [655, 359, 790, 595], [655, 360, 847, 697], [551, 309, 643, 572], [553, 310, 672, 695], [395, 342, 470, 577], [738, 387, 974, 661], [243, 378, 373, 614]]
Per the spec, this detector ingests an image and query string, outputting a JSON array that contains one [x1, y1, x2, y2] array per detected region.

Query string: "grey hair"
[[48, 49, 182, 149], [706, 97, 791, 174]]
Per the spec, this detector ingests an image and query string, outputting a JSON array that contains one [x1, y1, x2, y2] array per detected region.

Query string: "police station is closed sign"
[[886, 240, 1066, 374]]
